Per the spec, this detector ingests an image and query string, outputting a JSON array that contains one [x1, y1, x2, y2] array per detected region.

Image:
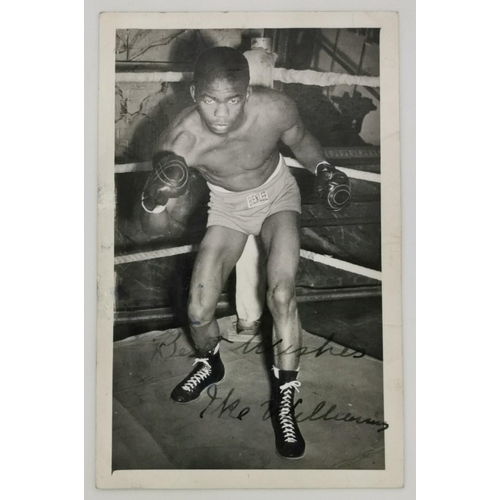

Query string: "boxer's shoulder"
[[249, 87, 299, 128], [171, 105, 200, 131], [156, 109, 198, 157], [250, 86, 292, 107], [170, 129, 197, 153]]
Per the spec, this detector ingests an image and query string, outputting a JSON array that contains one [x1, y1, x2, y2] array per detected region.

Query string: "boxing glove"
[[141, 151, 190, 213], [315, 161, 351, 211]]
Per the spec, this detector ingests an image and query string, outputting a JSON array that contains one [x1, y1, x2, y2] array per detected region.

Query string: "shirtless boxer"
[[142, 47, 350, 459]]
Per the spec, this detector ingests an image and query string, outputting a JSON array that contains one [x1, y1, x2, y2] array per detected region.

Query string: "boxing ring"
[[114, 40, 382, 332]]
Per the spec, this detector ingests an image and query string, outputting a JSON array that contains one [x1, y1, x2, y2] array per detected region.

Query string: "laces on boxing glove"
[[315, 161, 351, 211], [141, 151, 190, 213]]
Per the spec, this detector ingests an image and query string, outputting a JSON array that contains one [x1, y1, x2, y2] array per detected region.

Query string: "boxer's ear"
[[190, 85, 196, 102]]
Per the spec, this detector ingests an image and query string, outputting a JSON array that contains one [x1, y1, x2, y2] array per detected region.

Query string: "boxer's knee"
[[187, 292, 217, 327], [267, 281, 296, 317]]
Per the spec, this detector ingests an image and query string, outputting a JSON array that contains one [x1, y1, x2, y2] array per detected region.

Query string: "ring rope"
[[299, 249, 381, 281], [283, 158, 381, 183], [116, 71, 190, 83], [114, 244, 381, 281], [114, 158, 381, 183], [114, 244, 198, 265], [115, 68, 380, 88], [272, 67, 380, 88]]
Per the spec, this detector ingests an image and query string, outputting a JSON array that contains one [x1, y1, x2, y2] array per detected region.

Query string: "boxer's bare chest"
[[184, 109, 283, 181]]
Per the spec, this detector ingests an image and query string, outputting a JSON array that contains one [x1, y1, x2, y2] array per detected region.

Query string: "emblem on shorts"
[[247, 190, 269, 208]]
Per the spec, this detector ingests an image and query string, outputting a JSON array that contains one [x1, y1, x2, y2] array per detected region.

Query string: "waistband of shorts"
[[206, 154, 285, 195]]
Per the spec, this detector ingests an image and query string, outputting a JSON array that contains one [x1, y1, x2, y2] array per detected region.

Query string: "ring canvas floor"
[[112, 317, 385, 470]]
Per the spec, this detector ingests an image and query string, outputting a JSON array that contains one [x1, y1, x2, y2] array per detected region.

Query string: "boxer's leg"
[[260, 211, 302, 370], [171, 225, 248, 403], [260, 210, 305, 459], [235, 235, 266, 333], [188, 225, 248, 350]]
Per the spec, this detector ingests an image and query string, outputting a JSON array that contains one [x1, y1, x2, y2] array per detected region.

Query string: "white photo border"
[[96, 11, 402, 489]]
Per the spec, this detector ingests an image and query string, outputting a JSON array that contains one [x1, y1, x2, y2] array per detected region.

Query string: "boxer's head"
[[191, 47, 251, 135]]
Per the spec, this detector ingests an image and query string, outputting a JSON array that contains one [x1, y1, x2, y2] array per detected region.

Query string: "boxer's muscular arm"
[[142, 117, 197, 213], [278, 96, 325, 173], [153, 108, 197, 159], [277, 94, 351, 211]]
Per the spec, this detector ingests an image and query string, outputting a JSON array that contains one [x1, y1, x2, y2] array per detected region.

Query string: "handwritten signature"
[[199, 385, 250, 420], [198, 385, 389, 433], [151, 331, 366, 361]]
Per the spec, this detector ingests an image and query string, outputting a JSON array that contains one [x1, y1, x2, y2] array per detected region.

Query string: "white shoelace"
[[278, 381, 301, 442], [181, 358, 211, 392]]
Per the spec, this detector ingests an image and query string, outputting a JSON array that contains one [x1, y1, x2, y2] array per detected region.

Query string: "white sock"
[[272, 365, 300, 377]]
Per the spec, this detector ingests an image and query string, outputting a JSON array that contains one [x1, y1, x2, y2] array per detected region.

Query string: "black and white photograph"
[[96, 11, 402, 489]]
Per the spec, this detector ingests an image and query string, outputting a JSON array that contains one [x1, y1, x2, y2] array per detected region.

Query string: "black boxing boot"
[[170, 344, 225, 403], [270, 366, 306, 459]]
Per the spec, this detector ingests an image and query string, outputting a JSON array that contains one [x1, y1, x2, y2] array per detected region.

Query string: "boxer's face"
[[191, 78, 250, 135]]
